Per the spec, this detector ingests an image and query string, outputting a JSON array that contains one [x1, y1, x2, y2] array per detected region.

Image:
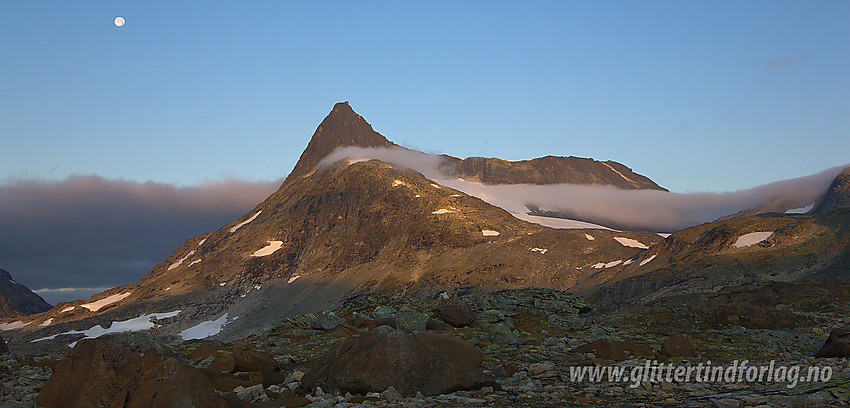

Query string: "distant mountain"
[[0, 268, 51, 318], [437, 155, 665, 190]]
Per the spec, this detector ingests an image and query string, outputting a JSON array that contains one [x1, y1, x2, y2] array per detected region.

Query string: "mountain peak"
[[287, 102, 394, 180]]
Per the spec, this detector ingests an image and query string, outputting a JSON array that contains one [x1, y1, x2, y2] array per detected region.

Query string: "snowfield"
[[251, 241, 284, 257], [31, 310, 181, 345], [179, 313, 229, 340], [80, 292, 132, 312], [614, 237, 649, 249], [734, 232, 774, 248], [230, 211, 262, 233], [786, 203, 814, 214]]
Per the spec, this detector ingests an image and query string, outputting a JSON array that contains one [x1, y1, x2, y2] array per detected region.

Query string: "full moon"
[[114, 16, 125, 27]]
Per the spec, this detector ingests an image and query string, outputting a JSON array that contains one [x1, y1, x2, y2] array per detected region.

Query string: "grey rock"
[[488, 323, 521, 345], [381, 386, 403, 402], [395, 307, 428, 332]]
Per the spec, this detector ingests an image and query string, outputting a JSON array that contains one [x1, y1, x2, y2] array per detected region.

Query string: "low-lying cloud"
[[0, 175, 281, 303], [319, 147, 847, 232]]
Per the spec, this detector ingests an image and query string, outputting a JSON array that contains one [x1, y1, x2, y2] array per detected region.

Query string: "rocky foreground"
[[1, 283, 849, 407]]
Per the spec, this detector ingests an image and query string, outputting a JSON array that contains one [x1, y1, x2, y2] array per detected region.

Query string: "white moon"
[[114, 16, 125, 27]]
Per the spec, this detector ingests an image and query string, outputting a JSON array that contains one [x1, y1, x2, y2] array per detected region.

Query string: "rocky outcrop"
[[302, 326, 497, 397], [814, 167, 850, 214], [36, 334, 226, 408], [0, 267, 51, 318]]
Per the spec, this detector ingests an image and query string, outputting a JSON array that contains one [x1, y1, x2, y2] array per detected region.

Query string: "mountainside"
[[0, 268, 51, 318], [814, 166, 850, 214], [586, 208, 850, 311]]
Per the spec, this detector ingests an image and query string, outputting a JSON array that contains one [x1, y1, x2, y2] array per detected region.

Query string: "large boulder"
[[437, 303, 476, 327], [36, 334, 226, 408], [208, 349, 281, 373], [302, 326, 496, 397], [815, 326, 850, 358]]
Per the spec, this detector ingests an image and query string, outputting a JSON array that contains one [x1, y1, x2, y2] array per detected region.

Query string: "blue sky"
[[2, 1, 848, 192]]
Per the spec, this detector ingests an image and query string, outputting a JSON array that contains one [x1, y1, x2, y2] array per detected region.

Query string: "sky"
[[1, 1, 848, 304]]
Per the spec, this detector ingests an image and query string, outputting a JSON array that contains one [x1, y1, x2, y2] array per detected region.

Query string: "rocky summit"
[[0, 103, 848, 407]]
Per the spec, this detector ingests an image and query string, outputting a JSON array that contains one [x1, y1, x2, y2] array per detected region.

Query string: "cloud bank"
[[319, 147, 846, 232], [0, 175, 280, 304]]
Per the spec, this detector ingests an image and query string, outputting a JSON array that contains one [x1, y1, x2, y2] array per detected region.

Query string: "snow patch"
[[60, 306, 75, 313], [450, 194, 461, 197], [251, 241, 283, 257], [734, 232, 774, 248], [786, 203, 815, 214], [230, 211, 262, 233], [430, 183, 442, 189], [32, 311, 181, 343], [80, 292, 132, 312], [392, 180, 407, 187], [657, 233, 671, 238], [198, 238, 207, 246], [623, 259, 634, 265], [188, 259, 201, 267], [614, 237, 649, 249], [585, 234, 595, 240], [288, 275, 301, 283], [530, 247, 548, 254], [0, 321, 31, 331], [39, 318, 53, 327], [512, 213, 613, 230], [432, 208, 454, 214], [179, 313, 229, 340], [592, 260, 623, 269], [348, 158, 370, 165], [601, 162, 635, 183], [482, 230, 500, 236], [168, 250, 196, 270], [639, 255, 657, 266], [219, 282, 227, 286]]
